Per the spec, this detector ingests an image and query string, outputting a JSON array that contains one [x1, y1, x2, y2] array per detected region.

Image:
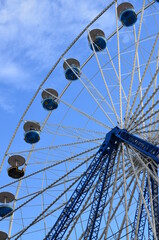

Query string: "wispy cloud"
[[0, 0, 114, 68], [0, 0, 115, 112], [0, 59, 38, 89], [0, 91, 15, 113]]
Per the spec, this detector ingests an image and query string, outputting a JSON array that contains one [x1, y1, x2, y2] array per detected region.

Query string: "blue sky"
[[0, 0, 118, 237], [0, 0, 116, 158], [0, 0, 159, 239]]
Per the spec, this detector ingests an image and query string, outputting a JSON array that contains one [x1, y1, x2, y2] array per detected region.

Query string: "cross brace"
[[45, 127, 159, 240], [150, 166, 159, 240], [131, 178, 149, 240], [84, 138, 119, 239]]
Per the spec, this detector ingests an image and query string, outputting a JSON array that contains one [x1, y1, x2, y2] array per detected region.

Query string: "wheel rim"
[[0, 1, 159, 239]]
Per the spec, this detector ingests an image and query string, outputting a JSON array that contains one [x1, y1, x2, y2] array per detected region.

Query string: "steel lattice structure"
[[45, 127, 159, 240], [0, 1, 159, 240]]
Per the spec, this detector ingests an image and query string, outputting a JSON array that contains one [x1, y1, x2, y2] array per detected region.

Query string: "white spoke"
[[88, 30, 119, 123], [115, 178, 137, 240], [106, 47, 128, 107], [102, 149, 121, 239], [63, 58, 115, 126], [115, 1, 122, 128], [41, 87, 111, 130], [125, 0, 146, 127], [1, 1, 158, 239], [133, 25, 146, 135], [152, 48, 159, 132], [130, 105, 159, 132], [127, 146, 158, 239], [99, 175, 136, 240], [128, 73, 159, 131], [126, 33, 159, 129], [134, 170, 146, 240], [121, 144, 129, 240], [65, 181, 97, 240], [129, 146, 159, 184], [147, 172, 157, 235]]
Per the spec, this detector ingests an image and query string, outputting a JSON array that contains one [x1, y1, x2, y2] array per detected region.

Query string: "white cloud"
[[0, 92, 15, 113], [0, 0, 115, 113], [0, 61, 24, 80], [0, 59, 38, 90], [0, 0, 114, 67]]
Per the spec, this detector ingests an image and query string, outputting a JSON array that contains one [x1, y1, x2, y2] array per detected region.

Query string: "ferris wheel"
[[0, 0, 159, 239]]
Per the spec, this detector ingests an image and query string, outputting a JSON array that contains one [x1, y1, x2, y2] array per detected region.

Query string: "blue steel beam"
[[148, 196, 154, 240], [115, 128, 159, 239], [45, 128, 120, 240], [84, 138, 119, 239], [45, 127, 159, 240], [115, 127, 159, 164], [131, 178, 149, 240], [45, 152, 106, 240], [150, 165, 159, 240]]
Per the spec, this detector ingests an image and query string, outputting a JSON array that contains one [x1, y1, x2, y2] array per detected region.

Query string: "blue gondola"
[[65, 66, 80, 80], [8, 167, 25, 179], [0, 192, 14, 218], [90, 36, 107, 51], [8, 155, 25, 179], [63, 59, 81, 81], [24, 130, 40, 144], [41, 89, 59, 111], [0, 205, 13, 217], [0, 231, 8, 240], [42, 98, 58, 111], [88, 29, 107, 52], [23, 121, 41, 144], [117, 3, 137, 27]]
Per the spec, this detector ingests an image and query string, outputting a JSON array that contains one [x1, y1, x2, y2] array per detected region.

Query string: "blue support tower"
[[45, 127, 159, 240], [45, 128, 120, 240], [149, 165, 159, 239], [131, 178, 149, 240], [84, 137, 119, 239], [115, 128, 159, 164]]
